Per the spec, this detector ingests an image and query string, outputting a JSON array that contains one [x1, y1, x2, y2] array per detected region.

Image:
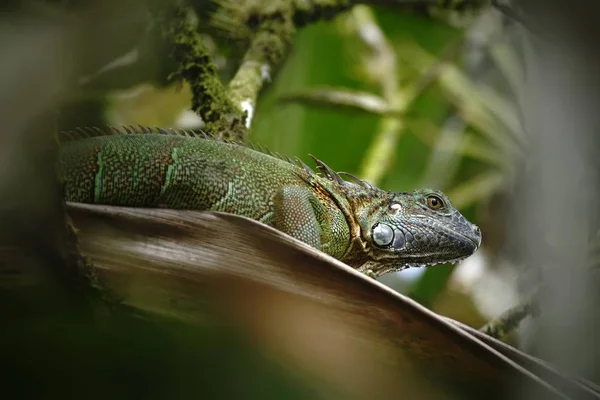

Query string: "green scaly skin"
[[60, 126, 482, 277]]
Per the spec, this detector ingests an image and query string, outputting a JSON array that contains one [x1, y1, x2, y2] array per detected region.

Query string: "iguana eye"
[[372, 223, 394, 247], [426, 195, 444, 210]]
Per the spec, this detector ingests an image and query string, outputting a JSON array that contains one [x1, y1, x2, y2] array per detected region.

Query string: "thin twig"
[[279, 88, 392, 114], [479, 290, 540, 339]]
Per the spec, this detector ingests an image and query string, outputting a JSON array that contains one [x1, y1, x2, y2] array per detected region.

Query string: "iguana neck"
[[310, 174, 387, 267]]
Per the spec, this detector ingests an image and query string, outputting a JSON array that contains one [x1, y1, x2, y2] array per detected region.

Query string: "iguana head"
[[304, 157, 481, 276], [353, 187, 481, 275]]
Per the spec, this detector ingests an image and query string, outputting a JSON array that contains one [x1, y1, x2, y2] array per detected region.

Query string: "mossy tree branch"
[[213, 0, 358, 134], [227, 2, 296, 130], [156, 0, 490, 141], [479, 291, 540, 340], [156, 2, 247, 139]]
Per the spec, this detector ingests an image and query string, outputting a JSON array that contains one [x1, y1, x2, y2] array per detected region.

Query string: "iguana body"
[[60, 126, 481, 276]]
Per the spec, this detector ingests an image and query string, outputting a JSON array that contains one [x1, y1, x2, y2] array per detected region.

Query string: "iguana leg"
[[273, 186, 326, 251]]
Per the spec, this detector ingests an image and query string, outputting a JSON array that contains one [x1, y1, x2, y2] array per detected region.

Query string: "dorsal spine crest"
[[59, 125, 376, 190]]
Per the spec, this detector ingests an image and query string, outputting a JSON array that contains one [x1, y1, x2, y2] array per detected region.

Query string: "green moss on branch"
[[479, 292, 540, 340], [157, 3, 246, 139], [158, 0, 487, 140]]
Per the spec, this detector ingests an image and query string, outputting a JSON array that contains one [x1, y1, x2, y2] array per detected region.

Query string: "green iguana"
[[59, 126, 481, 277]]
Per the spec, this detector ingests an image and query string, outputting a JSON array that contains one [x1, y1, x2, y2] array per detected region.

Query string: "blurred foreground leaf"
[[59, 203, 600, 400]]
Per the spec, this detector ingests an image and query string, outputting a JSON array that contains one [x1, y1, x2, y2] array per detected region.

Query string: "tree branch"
[[155, 0, 492, 140], [215, 0, 491, 136], [156, 3, 247, 139], [227, 2, 296, 130]]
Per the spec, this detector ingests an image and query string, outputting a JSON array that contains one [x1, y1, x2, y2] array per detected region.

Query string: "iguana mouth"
[[418, 254, 472, 268], [398, 251, 476, 270], [370, 225, 481, 271]]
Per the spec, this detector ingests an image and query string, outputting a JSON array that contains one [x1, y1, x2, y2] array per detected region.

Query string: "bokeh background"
[[3, 0, 600, 399]]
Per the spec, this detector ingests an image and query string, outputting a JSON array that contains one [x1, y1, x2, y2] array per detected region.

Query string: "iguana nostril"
[[470, 225, 482, 247]]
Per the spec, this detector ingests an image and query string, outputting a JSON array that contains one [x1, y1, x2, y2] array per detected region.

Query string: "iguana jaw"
[[347, 222, 481, 278], [362, 228, 481, 274], [357, 254, 474, 278], [401, 250, 477, 270]]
